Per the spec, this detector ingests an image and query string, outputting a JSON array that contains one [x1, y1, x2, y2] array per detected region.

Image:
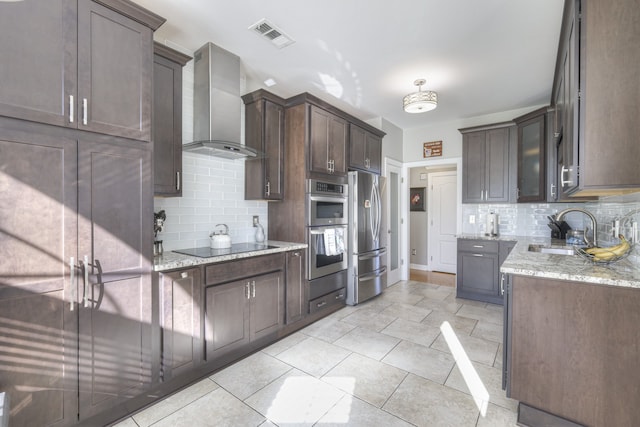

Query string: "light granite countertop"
[[457, 233, 521, 242], [497, 236, 640, 289], [154, 240, 307, 272]]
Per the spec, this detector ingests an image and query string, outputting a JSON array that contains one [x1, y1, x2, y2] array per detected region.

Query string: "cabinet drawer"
[[205, 253, 285, 285], [309, 288, 345, 314], [458, 239, 499, 254]]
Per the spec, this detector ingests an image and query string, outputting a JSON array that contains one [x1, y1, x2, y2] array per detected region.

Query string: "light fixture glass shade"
[[403, 79, 438, 113]]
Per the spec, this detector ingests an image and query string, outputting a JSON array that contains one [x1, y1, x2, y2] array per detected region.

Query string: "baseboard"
[[409, 263, 428, 271]]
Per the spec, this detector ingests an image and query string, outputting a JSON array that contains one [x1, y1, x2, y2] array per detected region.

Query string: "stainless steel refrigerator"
[[347, 171, 387, 305]]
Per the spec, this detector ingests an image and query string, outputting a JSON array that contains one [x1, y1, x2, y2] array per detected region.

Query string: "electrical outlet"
[[411, 249, 417, 255], [253, 215, 259, 226], [469, 215, 476, 224]]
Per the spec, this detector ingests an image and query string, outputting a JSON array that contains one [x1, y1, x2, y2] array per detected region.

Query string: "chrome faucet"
[[554, 208, 598, 247]]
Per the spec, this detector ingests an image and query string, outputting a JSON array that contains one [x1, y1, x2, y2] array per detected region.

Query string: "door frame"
[[403, 157, 462, 279], [383, 158, 406, 283]]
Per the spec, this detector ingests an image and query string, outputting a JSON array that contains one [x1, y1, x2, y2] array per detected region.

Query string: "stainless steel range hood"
[[183, 42, 257, 159]]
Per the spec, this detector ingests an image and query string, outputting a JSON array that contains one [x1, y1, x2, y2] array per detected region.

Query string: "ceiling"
[[136, 0, 564, 131]]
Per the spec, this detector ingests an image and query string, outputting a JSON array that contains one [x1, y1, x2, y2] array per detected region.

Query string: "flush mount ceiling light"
[[403, 79, 438, 113]]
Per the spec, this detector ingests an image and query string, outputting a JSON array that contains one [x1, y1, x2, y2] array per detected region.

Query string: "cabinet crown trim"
[[154, 42, 192, 65], [94, 0, 166, 30], [459, 121, 514, 134]]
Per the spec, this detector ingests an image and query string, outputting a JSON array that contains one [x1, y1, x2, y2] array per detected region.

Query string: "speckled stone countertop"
[[497, 236, 640, 289], [154, 241, 307, 272], [457, 233, 521, 242]]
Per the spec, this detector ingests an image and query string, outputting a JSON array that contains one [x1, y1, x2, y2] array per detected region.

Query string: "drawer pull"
[[472, 245, 484, 248], [316, 301, 327, 308], [336, 293, 344, 299], [180, 271, 188, 279], [472, 254, 484, 257]]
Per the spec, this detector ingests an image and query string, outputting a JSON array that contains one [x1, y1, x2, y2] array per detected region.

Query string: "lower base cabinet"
[[159, 267, 203, 381], [456, 238, 515, 305]]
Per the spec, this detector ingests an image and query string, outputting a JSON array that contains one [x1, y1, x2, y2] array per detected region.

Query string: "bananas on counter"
[[583, 234, 631, 261]]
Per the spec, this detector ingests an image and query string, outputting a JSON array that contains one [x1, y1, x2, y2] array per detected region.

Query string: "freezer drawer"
[[355, 248, 386, 275], [347, 266, 387, 306]]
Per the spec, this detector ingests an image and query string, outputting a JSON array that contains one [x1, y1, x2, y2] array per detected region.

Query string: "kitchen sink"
[[528, 244, 576, 256]]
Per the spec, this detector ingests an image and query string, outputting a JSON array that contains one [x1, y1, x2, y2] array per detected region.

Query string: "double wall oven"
[[306, 179, 348, 300]]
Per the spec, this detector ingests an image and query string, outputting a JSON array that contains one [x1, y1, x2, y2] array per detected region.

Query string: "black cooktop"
[[173, 243, 278, 258]]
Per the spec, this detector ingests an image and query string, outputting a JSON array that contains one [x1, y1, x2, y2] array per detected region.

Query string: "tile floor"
[[113, 279, 518, 427]]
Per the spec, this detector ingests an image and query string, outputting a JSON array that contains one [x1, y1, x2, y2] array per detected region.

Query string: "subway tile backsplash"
[[154, 153, 268, 251]]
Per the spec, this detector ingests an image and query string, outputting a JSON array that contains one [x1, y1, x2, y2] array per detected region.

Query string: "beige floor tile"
[[355, 297, 394, 312], [340, 308, 397, 332], [476, 403, 519, 427], [111, 417, 137, 427], [378, 290, 425, 305], [300, 317, 357, 343], [382, 340, 455, 384], [445, 361, 518, 412], [261, 332, 308, 356], [274, 336, 351, 377], [245, 368, 344, 427], [210, 352, 292, 400], [444, 293, 490, 308], [380, 318, 441, 348], [471, 320, 504, 344], [494, 344, 504, 370], [321, 353, 407, 408], [430, 331, 499, 367], [380, 302, 433, 323], [421, 310, 478, 335], [132, 378, 218, 427], [317, 394, 413, 426], [415, 297, 462, 314], [333, 326, 401, 360], [326, 304, 363, 321], [408, 284, 453, 300], [152, 387, 264, 427], [457, 304, 504, 325], [383, 373, 479, 426]]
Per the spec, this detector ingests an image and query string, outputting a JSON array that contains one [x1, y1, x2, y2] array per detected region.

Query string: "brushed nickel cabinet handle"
[[500, 274, 505, 296], [266, 181, 271, 197], [316, 301, 327, 308], [251, 280, 256, 298], [82, 98, 88, 125], [83, 255, 89, 308], [472, 253, 484, 257], [180, 271, 188, 279], [69, 95, 74, 123], [245, 283, 250, 299], [176, 171, 180, 191], [69, 257, 75, 311]]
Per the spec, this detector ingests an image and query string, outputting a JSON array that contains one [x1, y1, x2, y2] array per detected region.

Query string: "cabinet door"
[[159, 268, 202, 381], [517, 115, 545, 202], [560, 0, 579, 194], [0, 126, 78, 427], [77, 141, 153, 420], [309, 105, 330, 173], [366, 132, 382, 174], [264, 100, 284, 200], [498, 241, 516, 267], [250, 271, 284, 341], [0, 0, 77, 128], [327, 114, 347, 175], [456, 252, 500, 304], [204, 280, 250, 359], [349, 124, 367, 170], [286, 250, 306, 324], [77, 1, 152, 141], [485, 128, 510, 202], [462, 132, 486, 202], [153, 53, 183, 196]]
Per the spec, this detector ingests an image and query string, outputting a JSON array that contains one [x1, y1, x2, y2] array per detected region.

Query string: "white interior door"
[[428, 171, 457, 273], [385, 162, 402, 285]]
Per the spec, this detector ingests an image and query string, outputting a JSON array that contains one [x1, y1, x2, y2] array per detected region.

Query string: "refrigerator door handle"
[[372, 180, 382, 242], [369, 183, 376, 241]]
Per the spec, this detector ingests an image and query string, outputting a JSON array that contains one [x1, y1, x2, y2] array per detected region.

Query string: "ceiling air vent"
[[249, 18, 295, 49]]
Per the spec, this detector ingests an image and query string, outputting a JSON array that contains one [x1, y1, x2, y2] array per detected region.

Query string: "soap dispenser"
[[254, 217, 265, 243]]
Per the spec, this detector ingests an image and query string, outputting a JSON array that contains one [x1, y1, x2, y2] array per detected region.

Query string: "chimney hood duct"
[[183, 42, 258, 159]]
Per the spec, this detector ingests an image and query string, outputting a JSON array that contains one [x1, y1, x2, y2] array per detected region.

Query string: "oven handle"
[[308, 195, 347, 203], [309, 226, 348, 234]]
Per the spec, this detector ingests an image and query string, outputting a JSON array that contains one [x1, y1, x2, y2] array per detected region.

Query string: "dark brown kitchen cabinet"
[[514, 108, 546, 202], [285, 249, 306, 324], [205, 272, 284, 359], [153, 43, 191, 197], [0, 119, 154, 426], [0, 0, 163, 141], [506, 275, 640, 426], [349, 124, 382, 174], [309, 105, 348, 176], [460, 124, 513, 203], [552, 0, 640, 197], [0, 125, 78, 427], [243, 90, 286, 200], [158, 267, 203, 382], [456, 239, 515, 305]]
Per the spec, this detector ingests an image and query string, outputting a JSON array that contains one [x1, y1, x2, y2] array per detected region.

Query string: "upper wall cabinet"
[[460, 123, 515, 203], [0, 0, 164, 142], [514, 107, 547, 203], [243, 90, 286, 200], [552, 0, 640, 197], [349, 124, 382, 174], [153, 43, 191, 197], [309, 105, 348, 177]]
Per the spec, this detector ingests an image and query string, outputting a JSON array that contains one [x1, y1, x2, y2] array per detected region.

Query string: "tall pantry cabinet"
[[0, 1, 164, 426]]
